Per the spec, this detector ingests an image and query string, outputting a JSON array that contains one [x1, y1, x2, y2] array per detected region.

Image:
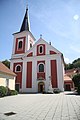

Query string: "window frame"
[[38, 63, 45, 73], [18, 41, 22, 49], [38, 45, 43, 54], [30, 43, 32, 48], [17, 38, 23, 50], [15, 64, 22, 72]]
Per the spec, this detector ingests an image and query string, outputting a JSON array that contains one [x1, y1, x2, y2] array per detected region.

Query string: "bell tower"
[[10, 5, 35, 92], [12, 6, 35, 55]]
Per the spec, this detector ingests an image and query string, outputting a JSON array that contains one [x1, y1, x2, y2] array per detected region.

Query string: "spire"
[[20, 5, 30, 32]]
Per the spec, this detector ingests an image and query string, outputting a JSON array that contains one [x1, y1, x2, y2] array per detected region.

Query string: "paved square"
[[0, 92, 80, 120]]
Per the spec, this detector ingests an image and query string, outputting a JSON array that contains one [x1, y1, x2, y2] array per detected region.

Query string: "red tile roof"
[[64, 74, 72, 81], [65, 68, 80, 77], [0, 62, 16, 76]]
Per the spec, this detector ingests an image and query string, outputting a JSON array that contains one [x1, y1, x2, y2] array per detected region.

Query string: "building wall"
[[13, 62, 23, 88], [11, 33, 64, 93], [0, 73, 15, 90], [64, 81, 74, 91], [11, 54, 64, 92]]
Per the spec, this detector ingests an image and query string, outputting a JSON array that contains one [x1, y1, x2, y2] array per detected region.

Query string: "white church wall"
[[45, 58, 51, 92], [11, 52, 64, 92], [56, 55, 64, 91], [11, 37, 64, 93]]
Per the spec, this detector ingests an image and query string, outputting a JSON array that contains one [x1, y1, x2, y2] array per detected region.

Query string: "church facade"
[[10, 7, 64, 93]]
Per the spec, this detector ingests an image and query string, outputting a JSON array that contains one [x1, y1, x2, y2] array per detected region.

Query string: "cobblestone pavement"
[[0, 92, 80, 120]]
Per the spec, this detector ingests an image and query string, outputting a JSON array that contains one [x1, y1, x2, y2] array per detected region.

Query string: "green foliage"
[[0, 86, 7, 97], [0, 86, 18, 97], [77, 85, 80, 94], [2, 59, 10, 68], [10, 90, 18, 95], [72, 74, 80, 94], [65, 63, 74, 70], [6, 87, 12, 96], [73, 58, 80, 64], [53, 88, 61, 93], [73, 61, 80, 68], [72, 74, 80, 87], [65, 58, 80, 70], [6, 87, 18, 96]]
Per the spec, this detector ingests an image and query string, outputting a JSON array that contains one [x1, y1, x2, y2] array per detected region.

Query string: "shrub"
[[10, 90, 18, 95], [6, 87, 18, 96], [72, 74, 80, 87], [0, 86, 18, 97], [6, 87, 12, 96], [53, 88, 61, 94], [0, 86, 7, 97], [77, 85, 80, 94]]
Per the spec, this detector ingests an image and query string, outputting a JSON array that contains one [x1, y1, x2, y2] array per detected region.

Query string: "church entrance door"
[[38, 82, 45, 93]]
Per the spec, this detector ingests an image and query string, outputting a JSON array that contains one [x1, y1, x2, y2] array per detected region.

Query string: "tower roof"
[[20, 7, 30, 32]]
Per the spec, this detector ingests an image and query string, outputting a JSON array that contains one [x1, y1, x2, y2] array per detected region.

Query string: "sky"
[[0, 0, 80, 63]]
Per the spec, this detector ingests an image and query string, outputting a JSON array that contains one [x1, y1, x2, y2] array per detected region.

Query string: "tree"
[[65, 63, 74, 70], [72, 74, 80, 94], [2, 59, 10, 68], [74, 61, 80, 68], [73, 58, 80, 64], [65, 58, 80, 70], [72, 74, 80, 87]]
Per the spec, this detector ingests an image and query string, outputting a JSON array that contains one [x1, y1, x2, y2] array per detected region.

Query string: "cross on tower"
[[40, 34, 42, 39]]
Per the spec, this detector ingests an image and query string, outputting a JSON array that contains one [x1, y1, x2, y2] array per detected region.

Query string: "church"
[[10, 7, 64, 93]]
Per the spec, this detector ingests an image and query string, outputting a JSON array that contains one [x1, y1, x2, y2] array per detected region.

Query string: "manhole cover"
[[4, 112, 16, 116]]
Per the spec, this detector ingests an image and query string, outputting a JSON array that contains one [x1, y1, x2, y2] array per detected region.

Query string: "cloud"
[[64, 57, 70, 63], [73, 14, 79, 20], [31, 5, 77, 40], [70, 45, 80, 53], [31, 10, 69, 39]]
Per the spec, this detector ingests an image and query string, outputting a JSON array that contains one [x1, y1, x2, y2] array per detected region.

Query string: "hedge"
[[77, 85, 80, 94], [0, 86, 7, 97], [0, 86, 18, 97]]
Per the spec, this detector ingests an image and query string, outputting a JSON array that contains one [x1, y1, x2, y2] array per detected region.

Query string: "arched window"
[[40, 46, 42, 53], [18, 41, 22, 49], [30, 43, 32, 48], [39, 45, 43, 54], [15, 65, 21, 72], [39, 64, 44, 72]]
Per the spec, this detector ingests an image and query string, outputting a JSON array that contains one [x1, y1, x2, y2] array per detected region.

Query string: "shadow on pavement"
[[64, 91, 80, 96]]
